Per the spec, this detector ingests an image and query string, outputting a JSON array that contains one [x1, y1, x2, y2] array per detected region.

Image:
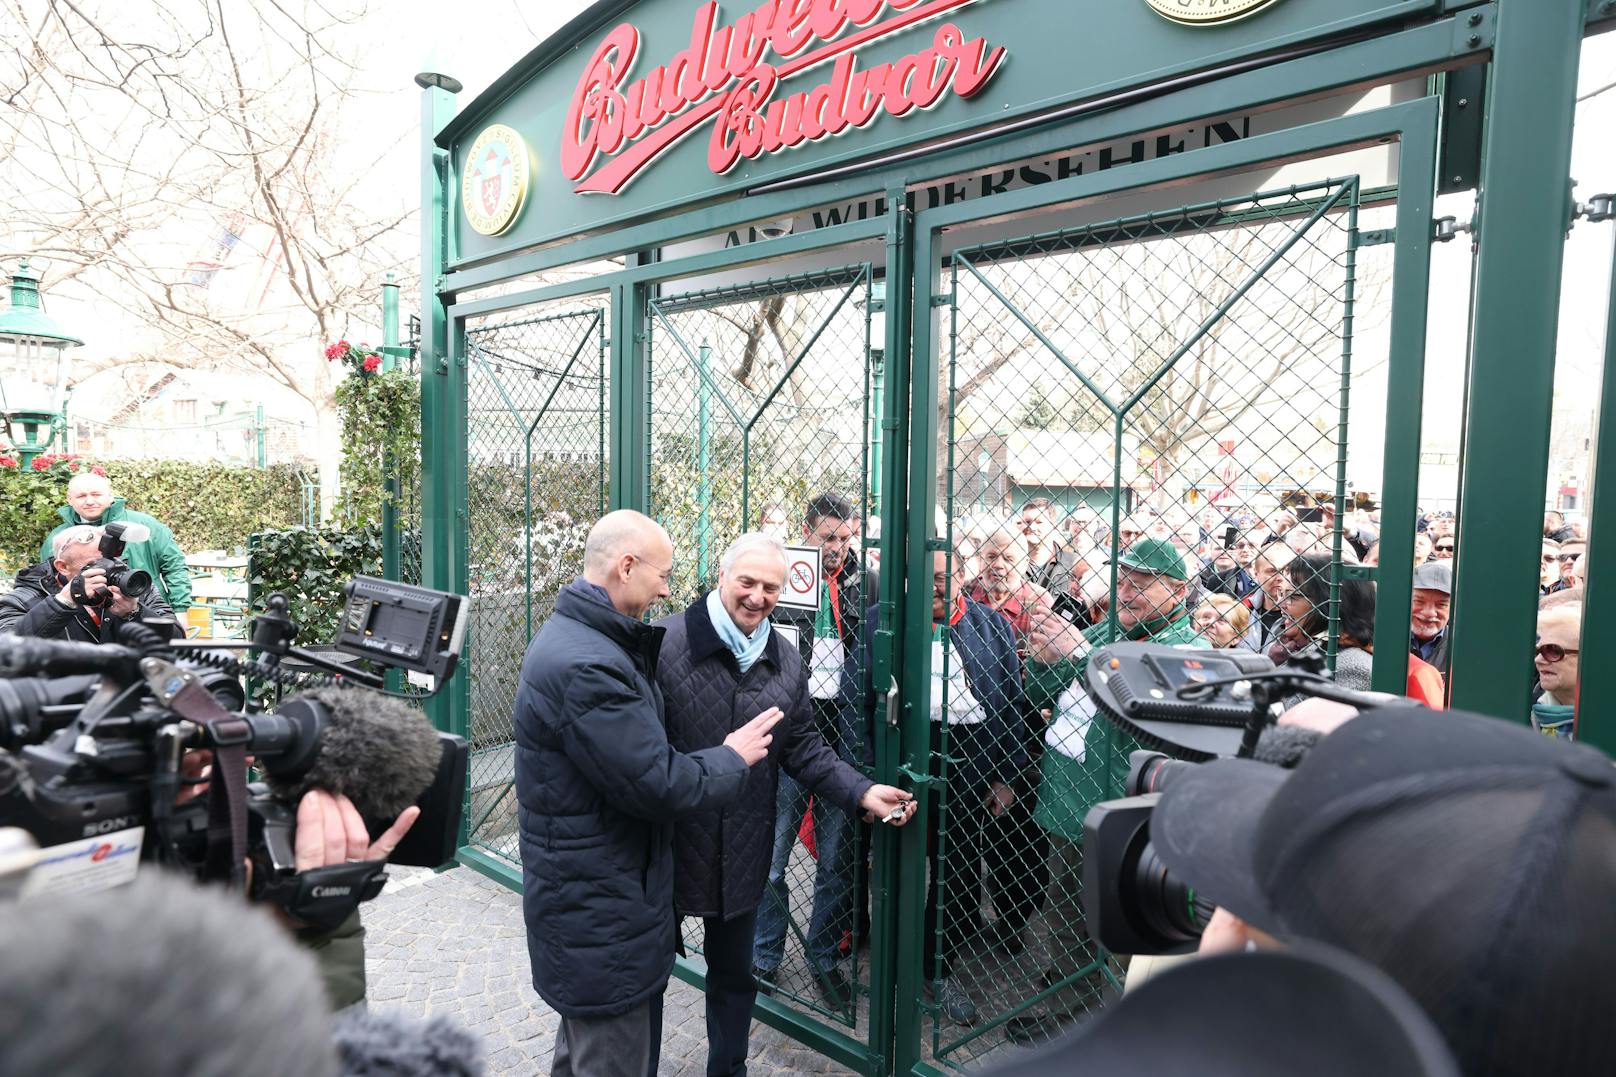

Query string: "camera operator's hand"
[[57, 564, 108, 607], [1278, 697, 1361, 736], [105, 586, 140, 618], [295, 788, 420, 869], [1028, 608, 1088, 664], [1197, 907, 1279, 955]]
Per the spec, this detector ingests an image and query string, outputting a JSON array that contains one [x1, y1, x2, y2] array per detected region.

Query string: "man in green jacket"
[[40, 473, 192, 612], [1006, 537, 1207, 1043]]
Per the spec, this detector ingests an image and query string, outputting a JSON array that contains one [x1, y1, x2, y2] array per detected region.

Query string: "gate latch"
[[897, 763, 942, 787]]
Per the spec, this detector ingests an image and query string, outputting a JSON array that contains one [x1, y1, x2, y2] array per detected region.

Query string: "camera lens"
[[1133, 842, 1216, 946], [107, 564, 152, 598], [1127, 750, 1198, 796]]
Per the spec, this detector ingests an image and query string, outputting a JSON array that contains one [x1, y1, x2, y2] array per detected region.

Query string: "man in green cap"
[[1005, 537, 1206, 1044]]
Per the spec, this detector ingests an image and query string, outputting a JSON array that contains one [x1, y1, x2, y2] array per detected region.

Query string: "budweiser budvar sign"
[[563, 0, 1006, 195]]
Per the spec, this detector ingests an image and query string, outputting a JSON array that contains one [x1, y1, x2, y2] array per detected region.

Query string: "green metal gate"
[[891, 100, 1439, 1073], [647, 265, 883, 1027], [460, 303, 609, 863]]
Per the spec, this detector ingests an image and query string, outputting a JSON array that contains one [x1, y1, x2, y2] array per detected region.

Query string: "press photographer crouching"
[[0, 576, 470, 1012], [0, 523, 179, 641], [1071, 642, 1616, 1076]]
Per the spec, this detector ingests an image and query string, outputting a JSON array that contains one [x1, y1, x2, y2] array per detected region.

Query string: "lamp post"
[[0, 259, 83, 466]]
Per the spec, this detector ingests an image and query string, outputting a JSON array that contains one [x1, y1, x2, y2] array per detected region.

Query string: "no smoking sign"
[[776, 544, 822, 612]]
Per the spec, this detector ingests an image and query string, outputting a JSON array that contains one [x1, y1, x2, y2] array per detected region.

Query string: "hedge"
[[0, 454, 311, 578]]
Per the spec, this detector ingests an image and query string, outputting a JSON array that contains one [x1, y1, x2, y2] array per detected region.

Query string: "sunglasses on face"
[[1535, 643, 1579, 663], [1559, 553, 1583, 563], [1434, 544, 1454, 552]]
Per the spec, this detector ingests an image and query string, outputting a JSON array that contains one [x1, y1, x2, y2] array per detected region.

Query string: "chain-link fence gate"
[[905, 176, 1360, 1070], [647, 265, 882, 1029], [460, 302, 609, 862]]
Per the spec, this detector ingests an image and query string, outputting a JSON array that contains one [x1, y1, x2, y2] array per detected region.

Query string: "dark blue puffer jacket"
[[514, 580, 749, 1018]]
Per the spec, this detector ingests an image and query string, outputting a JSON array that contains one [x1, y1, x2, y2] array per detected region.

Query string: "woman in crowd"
[[1192, 594, 1250, 648]]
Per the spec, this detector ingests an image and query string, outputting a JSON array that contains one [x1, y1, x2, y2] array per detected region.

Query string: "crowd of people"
[[510, 489, 1601, 1076]]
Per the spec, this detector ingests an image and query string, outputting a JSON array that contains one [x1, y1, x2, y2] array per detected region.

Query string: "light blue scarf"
[[707, 590, 770, 673]]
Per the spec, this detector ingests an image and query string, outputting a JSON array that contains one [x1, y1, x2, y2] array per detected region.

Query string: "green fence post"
[[869, 281, 886, 519], [381, 272, 403, 693], [697, 342, 712, 586], [417, 74, 460, 740], [1448, 0, 1583, 719], [1577, 226, 1616, 751], [255, 404, 266, 469]]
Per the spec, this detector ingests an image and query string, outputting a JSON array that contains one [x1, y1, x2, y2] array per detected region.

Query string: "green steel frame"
[[418, 2, 1612, 1071]]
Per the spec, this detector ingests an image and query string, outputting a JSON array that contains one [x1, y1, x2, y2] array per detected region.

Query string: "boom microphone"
[[262, 687, 442, 821]]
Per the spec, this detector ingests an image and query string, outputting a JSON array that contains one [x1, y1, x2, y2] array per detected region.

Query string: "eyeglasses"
[[629, 555, 673, 583], [1434, 544, 1454, 552], [1558, 553, 1583, 563], [1535, 643, 1579, 663]]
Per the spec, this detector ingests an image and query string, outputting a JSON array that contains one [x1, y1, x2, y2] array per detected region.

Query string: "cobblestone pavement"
[[363, 865, 854, 1076]]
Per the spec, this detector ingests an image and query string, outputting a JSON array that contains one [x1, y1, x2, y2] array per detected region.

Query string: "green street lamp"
[[0, 259, 83, 466]]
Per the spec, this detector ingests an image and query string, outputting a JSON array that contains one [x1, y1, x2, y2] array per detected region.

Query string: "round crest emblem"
[[462, 124, 531, 237], [1143, 0, 1286, 25]]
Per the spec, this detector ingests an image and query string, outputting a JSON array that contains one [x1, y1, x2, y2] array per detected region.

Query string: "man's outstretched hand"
[[860, 784, 917, 825]]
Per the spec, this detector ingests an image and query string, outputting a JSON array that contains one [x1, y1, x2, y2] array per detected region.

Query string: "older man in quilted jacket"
[[656, 532, 916, 1077]]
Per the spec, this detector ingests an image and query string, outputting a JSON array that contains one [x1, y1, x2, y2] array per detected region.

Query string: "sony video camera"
[[0, 577, 469, 930], [1078, 642, 1419, 956], [70, 520, 154, 606]]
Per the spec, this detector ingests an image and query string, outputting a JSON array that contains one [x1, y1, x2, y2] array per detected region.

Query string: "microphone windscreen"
[[0, 872, 337, 1077], [1252, 724, 1323, 769], [332, 1008, 485, 1077], [266, 687, 441, 820]]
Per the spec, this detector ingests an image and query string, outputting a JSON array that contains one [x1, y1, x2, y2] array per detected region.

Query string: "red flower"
[[324, 342, 343, 361], [91, 466, 106, 477], [362, 354, 382, 373], [0, 455, 17, 468], [31, 457, 50, 470]]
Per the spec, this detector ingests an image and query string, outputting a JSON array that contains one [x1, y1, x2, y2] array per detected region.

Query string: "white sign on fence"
[[775, 545, 822, 612]]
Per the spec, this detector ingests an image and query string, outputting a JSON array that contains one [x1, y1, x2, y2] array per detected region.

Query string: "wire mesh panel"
[[462, 301, 609, 862], [924, 179, 1360, 1068], [647, 265, 879, 1028]]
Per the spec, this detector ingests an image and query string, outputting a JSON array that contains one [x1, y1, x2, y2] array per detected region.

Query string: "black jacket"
[[513, 580, 749, 1019], [655, 597, 872, 921], [852, 598, 1028, 791], [0, 560, 174, 641], [1199, 564, 1257, 600]]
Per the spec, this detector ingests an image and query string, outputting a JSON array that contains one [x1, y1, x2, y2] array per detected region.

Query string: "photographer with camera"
[[39, 472, 192, 613], [0, 524, 176, 641]]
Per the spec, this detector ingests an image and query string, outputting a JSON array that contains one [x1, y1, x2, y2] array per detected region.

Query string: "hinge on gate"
[[1355, 228, 1396, 247], [930, 294, 953, 308], [1573, 193, 1615, 224], [1433, 216, 1474, 243]]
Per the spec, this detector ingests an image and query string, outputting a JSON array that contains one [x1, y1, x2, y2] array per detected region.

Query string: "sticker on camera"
[[20, 827, 144, 899]]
